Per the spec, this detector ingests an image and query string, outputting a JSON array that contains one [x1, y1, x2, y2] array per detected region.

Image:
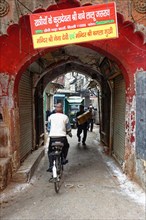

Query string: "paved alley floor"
[[0, 126, 145, 220]]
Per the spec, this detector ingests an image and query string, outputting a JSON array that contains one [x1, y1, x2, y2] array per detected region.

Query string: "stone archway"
[[0, 1, 145, 189]]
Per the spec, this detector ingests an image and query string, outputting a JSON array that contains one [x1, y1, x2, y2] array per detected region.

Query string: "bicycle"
[[49, 141, 64, 193]]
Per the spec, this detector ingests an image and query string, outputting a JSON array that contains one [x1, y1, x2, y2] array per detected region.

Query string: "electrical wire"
[[16, 0, 32, 13], [15, 0, 47, 68], [119, 31, 146, 51], [121, 15, 146, 29], [0, 25, 34, 57], [15, 0, 22, 53], [0, 1, 35, 58]]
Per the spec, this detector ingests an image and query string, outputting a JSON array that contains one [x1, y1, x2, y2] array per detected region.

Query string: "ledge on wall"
[[12, 147, 45, 183]]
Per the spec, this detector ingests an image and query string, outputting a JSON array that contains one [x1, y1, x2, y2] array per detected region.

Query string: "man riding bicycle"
[[47, 103, 72, 172]]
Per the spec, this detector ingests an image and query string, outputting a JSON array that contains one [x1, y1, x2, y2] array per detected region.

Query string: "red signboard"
[[29, 2, 118, 49]]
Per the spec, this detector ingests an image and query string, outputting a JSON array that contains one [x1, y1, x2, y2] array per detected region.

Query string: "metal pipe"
[[97, 89, 101, 135], [108, 80, 114, 155]]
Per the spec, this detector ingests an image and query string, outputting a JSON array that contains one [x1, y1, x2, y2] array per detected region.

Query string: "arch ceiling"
[[36, 59, 104, 90], [0, 0, 145, 96], [30, 45, 104, 88]]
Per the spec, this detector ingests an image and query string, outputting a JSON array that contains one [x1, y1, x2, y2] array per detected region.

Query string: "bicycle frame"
[[49, 141, 64, 193]]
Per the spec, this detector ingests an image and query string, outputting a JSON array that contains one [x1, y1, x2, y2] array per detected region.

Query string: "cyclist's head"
[[55, 103, 63, 113]]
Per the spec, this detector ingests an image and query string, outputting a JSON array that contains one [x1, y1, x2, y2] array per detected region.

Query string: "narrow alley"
[[0, 126, 145, 220]]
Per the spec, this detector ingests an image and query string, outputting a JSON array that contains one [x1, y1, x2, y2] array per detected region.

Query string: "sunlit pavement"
[[0, 125, 145, 220]]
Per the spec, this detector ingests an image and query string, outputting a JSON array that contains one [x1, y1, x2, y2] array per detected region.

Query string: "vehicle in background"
[[66, 96, 84, 128]]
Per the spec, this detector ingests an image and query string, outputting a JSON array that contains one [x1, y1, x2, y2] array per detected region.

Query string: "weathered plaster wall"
[[135, 159, 146, 190], [135, 71, 146, 188], [0, 73, 20, 189], [124, 91, 136, 177], [124, 70, 146, 189], [0, 73, 20, 170]]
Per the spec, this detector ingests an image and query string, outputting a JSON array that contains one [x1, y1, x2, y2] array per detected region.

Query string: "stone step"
[[12, 147, 45, 183]]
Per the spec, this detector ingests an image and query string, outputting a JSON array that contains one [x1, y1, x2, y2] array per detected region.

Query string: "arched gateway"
[[0, 0, 145, 190]]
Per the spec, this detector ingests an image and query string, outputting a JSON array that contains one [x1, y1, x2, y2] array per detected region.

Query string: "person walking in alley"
[[87, 105, 95, 132], [76, 105, 88, 146], [47, 103, 72, 172]]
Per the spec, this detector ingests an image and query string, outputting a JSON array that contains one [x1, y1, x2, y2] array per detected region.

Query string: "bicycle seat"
[[51, 142, 64, 147]]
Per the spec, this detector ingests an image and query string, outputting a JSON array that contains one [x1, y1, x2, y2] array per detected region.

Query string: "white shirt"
[[48, 113, 71, 137]]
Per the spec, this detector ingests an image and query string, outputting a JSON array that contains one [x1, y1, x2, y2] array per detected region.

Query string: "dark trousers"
[[77, 126, 87, 143], [48, 137, 69, 164], [88, 119, 94, 131]]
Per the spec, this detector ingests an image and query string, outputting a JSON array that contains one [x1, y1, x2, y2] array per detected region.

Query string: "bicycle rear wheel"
[[54, 157, 63, 193], [54, 179, 60, 193]]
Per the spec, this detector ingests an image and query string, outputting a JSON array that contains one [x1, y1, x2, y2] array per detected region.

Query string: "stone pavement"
[[0, 125, 145, 220]]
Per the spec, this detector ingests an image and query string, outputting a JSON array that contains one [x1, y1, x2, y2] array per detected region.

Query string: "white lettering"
[[34, 16, 47, 27]]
